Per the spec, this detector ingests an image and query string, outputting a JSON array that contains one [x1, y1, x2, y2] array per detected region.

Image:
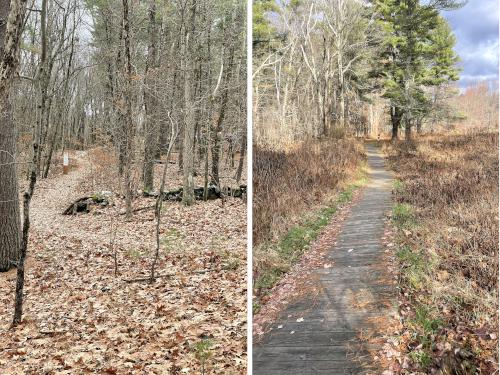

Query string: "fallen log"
[[63, 185, 246, 216], [222, 185, 247, 198], [143, 184, 247, 201], [62, 195, 109, 215]]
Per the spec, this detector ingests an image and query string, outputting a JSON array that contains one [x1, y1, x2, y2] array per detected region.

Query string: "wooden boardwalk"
[[253, 144, 396, 374]]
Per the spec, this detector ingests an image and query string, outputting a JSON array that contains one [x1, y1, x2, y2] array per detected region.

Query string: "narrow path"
[[30, 150, 91, 231], [253, 144, 396, 374]]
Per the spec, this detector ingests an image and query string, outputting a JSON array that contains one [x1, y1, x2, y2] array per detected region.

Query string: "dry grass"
[[383, 132, 498, 373], [253, 138, 364, 245], [252, 139, 365, 307]]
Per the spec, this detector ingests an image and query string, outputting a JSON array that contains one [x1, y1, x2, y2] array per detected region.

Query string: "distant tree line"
[[253, 0, 462, 145]]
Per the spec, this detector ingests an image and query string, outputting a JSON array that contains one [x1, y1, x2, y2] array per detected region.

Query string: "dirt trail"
[[30, 151, 92, 233], [253, 144, 398, 374], [28, 151, 165, 257]]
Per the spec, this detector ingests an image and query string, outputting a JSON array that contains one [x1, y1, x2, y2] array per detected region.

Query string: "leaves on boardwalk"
[[253, 191, 362, 338]]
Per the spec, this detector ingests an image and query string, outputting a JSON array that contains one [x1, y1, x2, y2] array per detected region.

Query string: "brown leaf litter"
[[0, 150, 247, 374]]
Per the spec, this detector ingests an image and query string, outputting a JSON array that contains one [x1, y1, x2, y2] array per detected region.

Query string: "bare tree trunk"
[[42, 119, 59, 178], [235, 128, 246, 184], [336, 0, 345, 130], [143, 0, 158, 192], [203, 130, 210, 199], [35, 0, 50, 177], [182, 0, 196, 205], [405, 120, 412, 142], [115, 19, 125, 176], [416, 118, 423, 134], [0, 0, 27, 272], [390, 106, 401, 141], [13, 143, 37, 325], [150, 122, 178, 283], [122, 0, 134, 218], [102, 9, 116, 145], [211, 44, 235, 186], [203, 14, 213, 200], [192, 63, 202, 165], [0, 92, 20, 272], [0, 0, 32, 325]]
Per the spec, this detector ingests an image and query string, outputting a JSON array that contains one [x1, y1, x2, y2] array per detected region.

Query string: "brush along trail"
[[253, 143, 398, 374]]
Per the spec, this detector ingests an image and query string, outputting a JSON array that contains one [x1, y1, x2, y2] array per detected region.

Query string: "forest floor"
[[0, 148, 247, 374]]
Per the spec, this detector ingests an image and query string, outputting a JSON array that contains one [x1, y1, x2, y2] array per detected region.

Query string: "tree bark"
[[235, 128, 246, 184], [416, 118, 423, 134], [143, 0, 158, 192], [0, 0, 27, 272], [115, 16, 125, 176], [34, 0, 50, 177], [182, 0, 196, 205], [405, 121, 412, 142], [211, 44, 235, 186], [0, 0, 31, 326], [203, 9, 212, 201], [122, 0, 134, 218], [13, 144, 37, 325], [390, 106, 401, 141], [0, 92, 20, 271]]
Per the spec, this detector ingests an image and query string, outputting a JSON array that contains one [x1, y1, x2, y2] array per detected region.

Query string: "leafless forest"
[[0, 0, 247, 373]]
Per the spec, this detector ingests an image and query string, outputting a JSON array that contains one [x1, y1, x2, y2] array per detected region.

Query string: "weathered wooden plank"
[[259, 330, 357, 346], [253, 144, 395, 375], [253, 360, 364, 375]]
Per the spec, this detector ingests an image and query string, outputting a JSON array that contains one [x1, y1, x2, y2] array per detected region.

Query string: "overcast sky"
[[442, 0, 499, 88]]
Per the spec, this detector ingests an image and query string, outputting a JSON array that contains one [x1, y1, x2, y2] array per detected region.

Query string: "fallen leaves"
[[0, 151, 247, 374], [253, 189, 363, 338]]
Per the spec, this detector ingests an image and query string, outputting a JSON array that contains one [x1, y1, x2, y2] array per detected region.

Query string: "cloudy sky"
[[442, 0, 499, 88]]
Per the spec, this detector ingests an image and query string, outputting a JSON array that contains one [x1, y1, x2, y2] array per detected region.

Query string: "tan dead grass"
[[383, 132, 498, 373], [253, 138, 364, 245]]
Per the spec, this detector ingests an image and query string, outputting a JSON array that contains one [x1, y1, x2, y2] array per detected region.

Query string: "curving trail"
[[253, 143, 397, 374]]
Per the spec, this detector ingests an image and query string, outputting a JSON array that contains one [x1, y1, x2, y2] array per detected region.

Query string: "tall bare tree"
[[143, 0, 158, 192], [0, 0, 28, 272], [182, 0, 197, 205]]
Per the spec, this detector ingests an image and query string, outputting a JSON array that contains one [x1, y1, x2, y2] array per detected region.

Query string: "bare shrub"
[[253, 138, 364, 245], [85, 146, 120, 192]]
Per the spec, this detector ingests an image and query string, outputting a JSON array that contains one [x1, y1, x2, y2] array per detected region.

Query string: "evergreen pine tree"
[[371, 0, 461, 140]]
